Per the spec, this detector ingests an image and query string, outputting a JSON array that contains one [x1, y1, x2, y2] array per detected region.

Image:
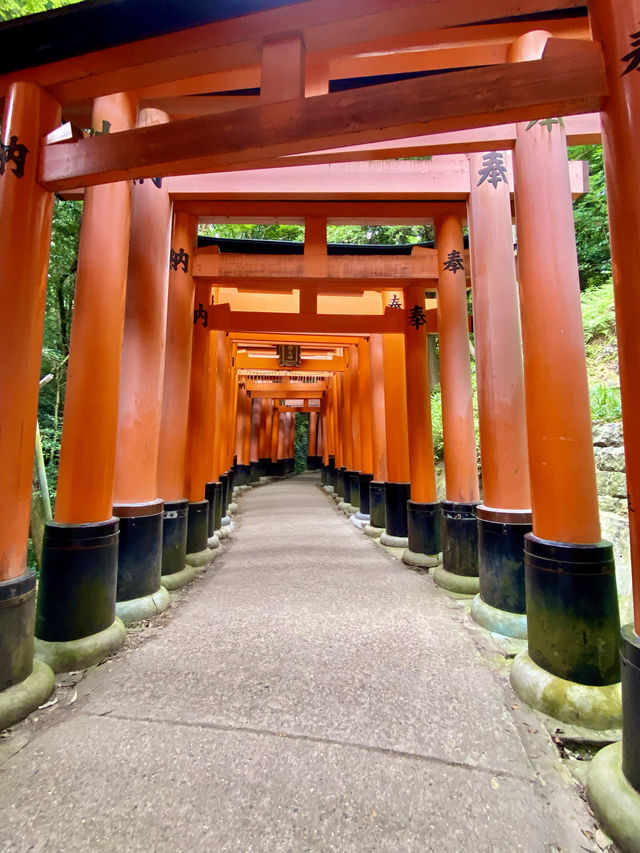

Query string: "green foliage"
[[199, 222, 434, 246], [589, 383, 621, 423], [581, 279, 616, 352], [294, 413, 309, 473], [0, 0, 80, 21], [569, 145, 611, 289], [200, 223, 304, 242]]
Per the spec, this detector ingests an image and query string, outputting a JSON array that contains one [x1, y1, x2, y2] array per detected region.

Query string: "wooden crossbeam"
[[40, 41, 605, 191], [209, 304, 438, 335], [244, 380, 327, 393], [236, 355, 345, 370]]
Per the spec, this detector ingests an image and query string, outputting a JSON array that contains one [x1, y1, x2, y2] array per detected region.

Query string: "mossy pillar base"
[[524, 534, 620, 686], [473, 505, 532, 638], [321, 465, 328, 486], [380, 482, 410, 547], [115, 500, 168, 623], [440, 500, 479, 588], [1, 571, 37, 691], [161, 498, 189, 582], [621, 625, 640, 792], [0, 658, 54, 731], [403, 501, 442, 569], [328, 456, 336, 490], [587, 741, 640, 853], [349, 472, 361, 510]]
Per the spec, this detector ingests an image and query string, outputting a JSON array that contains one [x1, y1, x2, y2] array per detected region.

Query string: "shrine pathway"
[[0, 473, 600, 852]]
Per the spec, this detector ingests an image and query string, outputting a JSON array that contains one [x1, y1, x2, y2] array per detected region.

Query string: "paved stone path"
[[0, 474, 602, 852]]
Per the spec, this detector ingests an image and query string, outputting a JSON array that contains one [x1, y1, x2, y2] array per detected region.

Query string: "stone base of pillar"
[[323, 485, 334, 494], [116, 585, 170, 625], [402, 549, 440, 570], [339, 503, 356, 517], [355, 511, 370, 522], [162, 563, 197, 590], [161, 498, 189, 581], [404, 500, 442, 567], [380, 532, 409, 548], [475, 505, 531, 634], [186, 548, 218, 567], [36, 519, 125, 666], [35, 617, 126, 673], [0, 571, 54, 727], [587, 743, 640, 853], [207, 534, 220, 549], [433, 565, 479, 596], [229, 501, 239, 514], [470, 594, 528, 640], [510, 651, 621, 730], [441, 500, 479, 583], [0, 658, 54, 731], [350, 515, 365, 529], [524, 535, 620, 686], [364, 524, 384, 539], [369, 481, 386, 530], [621, 625, 640, 791], [114, 499, 167, 624], [384, 481, 411, 539]]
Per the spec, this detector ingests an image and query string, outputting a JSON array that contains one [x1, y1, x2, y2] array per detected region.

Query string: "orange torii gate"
[[0, 2, 639, 845]]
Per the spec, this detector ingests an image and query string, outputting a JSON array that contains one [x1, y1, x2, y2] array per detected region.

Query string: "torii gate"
[[0, 2, 638, 845]]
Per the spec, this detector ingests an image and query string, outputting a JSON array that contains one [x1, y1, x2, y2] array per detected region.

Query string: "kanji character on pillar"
[[443, 250, 464, 273], [477, 151, 508, 188]]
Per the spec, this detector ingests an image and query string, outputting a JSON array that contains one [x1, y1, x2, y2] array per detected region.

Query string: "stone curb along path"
[[0, 473, 609, 853]]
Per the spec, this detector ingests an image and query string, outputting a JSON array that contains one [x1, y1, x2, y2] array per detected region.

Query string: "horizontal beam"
[[209, 304, 437, 335], [253, 390, 325, 399], [232, 332, 362, 345], [0, 0, 586, 103], [235, 355, 345, 370], [40, 41, 605, 191], [244, 380, 327, 393]]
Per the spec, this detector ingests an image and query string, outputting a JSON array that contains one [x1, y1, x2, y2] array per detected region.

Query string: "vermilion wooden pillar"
[[249, 397, 262, 482], [157, 211, 197, 586], [381, 293, 411, 547], [259, 398, 272, 476], [270, 405, 280, 475], [434, 214, 480, 594], [307, 411, 318, 469], [365, 333, 389, 537], [346, 344, 362, 511], [203, 310, 221, 547], [467, 150, 531, 637], [112, 108, 172, 620], [508, 31, 620, 729], [276, 412, 286, 476], [587, 0, 640, 823], [36, 93, 136, 676], [0, 81, 59, 721], [402, 284, 441, 568], [355, 340, 374, 521]]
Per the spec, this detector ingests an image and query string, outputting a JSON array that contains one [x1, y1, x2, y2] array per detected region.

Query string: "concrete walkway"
[[0, 474, 603, 852]]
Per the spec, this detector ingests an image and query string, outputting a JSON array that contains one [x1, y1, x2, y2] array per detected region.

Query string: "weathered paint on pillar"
[[590, 0, 640, 631], [403, 284, 437, 503], [55, 93, 138, 525], [0, 82, 59, 580], [468, 152, 530, 511], [382, 294, 410, 484], [435, 215, 480, 503], [157, 212, 197, 501], [511, 33, 600, 544], [349, 345, 362, 472], [270, 405, 280, 462], [113, 109, 172, 506]]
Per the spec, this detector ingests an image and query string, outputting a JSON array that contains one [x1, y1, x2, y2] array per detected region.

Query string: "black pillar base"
[[328, 455, 336, 487], [335, 466, 346, 499], [114, 500, 164, 603], [187, 499, 210, 555], [477, 506, 532, 615], [358, 473, 374, 515], [1, 571, 37, 689], [384, 482, 411, 538], [321, 465, 328, 485], [342, 469, 353, 504], [204, 482, 218, 538], [369, 481, 387, 528], [622, 625, 640, 793], [349, 471, 361, 509], [407, 501, 442, 555], [161, 499, 189, 576], [36, 518, 119, 642], [259, 457, 270, 478], [288, 457, 295, 474], [525, 534, 620, 686], [442, 500, 479, 577], [236, 464, 251, 486], [219, 472, 230, 515], [250, 461, 260, 482], [212, 482, 223, 530]]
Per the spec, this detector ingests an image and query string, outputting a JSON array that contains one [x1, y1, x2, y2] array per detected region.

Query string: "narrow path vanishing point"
[[0, 474, 602, 852]]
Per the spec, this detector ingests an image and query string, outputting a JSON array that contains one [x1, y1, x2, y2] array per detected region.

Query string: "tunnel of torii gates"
[[0, 0, 640, 843]]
